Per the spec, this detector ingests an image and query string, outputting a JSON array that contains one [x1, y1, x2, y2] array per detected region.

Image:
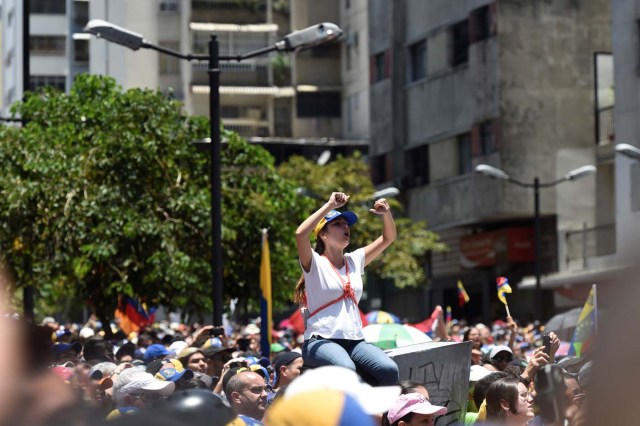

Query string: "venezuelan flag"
[[496, 276, 512, 305], [457, 280, 470, 307], [569, 285, 597, 357], [260, 229, 273, 358], [114, 296, 156, 336], [446, 305, 452, 324]]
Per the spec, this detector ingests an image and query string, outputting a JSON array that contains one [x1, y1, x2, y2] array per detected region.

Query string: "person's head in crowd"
[[476, 323, 492, 344], [115, 343, 136, 363], [112, 371, 175, 409], [226, 371, 270, 421], [83, 338, 116, 364], [203, 345, 234, 378], [78, 327, 95, 339], [144, 344, 174, 364], [473, 371, 510, 410], [41, 316, 59, 331], [485, 377, 534, 425], [503, 363, 524, 379], [153, 389, 237, 426], [577, 360, 592, 391], [468, 365, 492, 412], [154, 358, 195, 387], [265, 389, 375, 426], [51, 341, 83, 364], [169, 340, 189, 357], [284, 365, 401, 417], [489, 345, 514, 371], [89, 361, 117, 381], [397, 380, 430, 399], [178, 347, 207, 374], [387, 393, 447, 426], [273, 351, 303, 389], [463, 327, 483, 350]]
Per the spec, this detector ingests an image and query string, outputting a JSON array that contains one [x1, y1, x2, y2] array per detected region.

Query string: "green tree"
[[278, 153, 447, 289], [0, 75, 308, 324]]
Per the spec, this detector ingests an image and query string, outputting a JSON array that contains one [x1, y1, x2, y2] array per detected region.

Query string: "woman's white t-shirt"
[[302, 248, 366, 341]]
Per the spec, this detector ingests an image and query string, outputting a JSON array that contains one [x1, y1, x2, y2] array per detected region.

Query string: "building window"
[[403, 145, 429, 188], [159, 41, 180, 75], [30, 36, 66, 55], [370, 50, 391, 84], [296, 92, 341, 118], [159, 0, 180, 13], [458, 133, 472, 174], [451, 19, 469, 66], [409, 39, 427, 82], [30, 75, 66, 91], [30, 0, 65, 14], [480, 121, 495, 154], [74, 39, 89, 62], [371, 153, 392, 185], [470, 5, 491, 43]]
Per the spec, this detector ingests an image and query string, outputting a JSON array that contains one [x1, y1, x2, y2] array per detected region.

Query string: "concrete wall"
[[612, 0, 640, 259], [497, 0, 609, 224]]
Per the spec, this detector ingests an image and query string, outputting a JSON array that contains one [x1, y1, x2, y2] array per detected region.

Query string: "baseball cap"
[[490, 345, 513, 359], [387, 393, 448, 424], [265, 389, 374, 426], [284, 365, 400, 415], [114, 371, 175, 404], [312, 210, 358, 237], [52, 341, 83, 354], [144, 344, 175, 362], [156, 367, 194, 383], [90, 362, 117, 380], [273, 351, 302, 372], [244, 323, 260, 335], [203, 345, 234, 358]]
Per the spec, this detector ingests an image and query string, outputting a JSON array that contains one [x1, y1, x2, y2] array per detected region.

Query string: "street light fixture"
[[475, 164, 596, 320], [615, 143, 640, 161], [85, 19, 342, 325]]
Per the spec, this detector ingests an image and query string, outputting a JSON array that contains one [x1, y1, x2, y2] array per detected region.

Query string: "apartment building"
[[1, 0, 362, 161], [2, 0, 89, 115], [367, 0, 611, 322]]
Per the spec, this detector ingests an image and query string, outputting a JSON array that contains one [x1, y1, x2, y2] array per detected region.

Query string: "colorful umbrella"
[[365, 310, 401, 324], [363, 324, 432, 349]]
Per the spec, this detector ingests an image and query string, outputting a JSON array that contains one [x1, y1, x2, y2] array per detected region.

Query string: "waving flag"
[[496, 276, 512, 305], [260, 229, 273, 358], [457, 280, 470, 307], [115, 296, 156, 335], [446, 306, 452, 324], [568, 285, 597, 357]]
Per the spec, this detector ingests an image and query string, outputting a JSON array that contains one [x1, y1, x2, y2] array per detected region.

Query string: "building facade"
[[368, 0, 611, 322]]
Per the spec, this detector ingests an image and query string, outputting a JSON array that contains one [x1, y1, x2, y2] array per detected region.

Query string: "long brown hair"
[[293, 237, 325, 304]]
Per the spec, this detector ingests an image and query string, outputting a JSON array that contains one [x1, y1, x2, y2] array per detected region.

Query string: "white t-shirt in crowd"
[[302, 248, 366, 341]]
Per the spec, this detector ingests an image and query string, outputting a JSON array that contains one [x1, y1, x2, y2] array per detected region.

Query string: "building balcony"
[[191, 61, 271, 86], [222, 118, 270, 138]]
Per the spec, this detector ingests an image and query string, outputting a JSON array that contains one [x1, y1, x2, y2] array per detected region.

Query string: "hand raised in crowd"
[[328, 192, 349, 209], [547, 331, 560, 361], [521, 346, 550, 383], [370, 198, 391, 215], [506, 316, 518, 333]]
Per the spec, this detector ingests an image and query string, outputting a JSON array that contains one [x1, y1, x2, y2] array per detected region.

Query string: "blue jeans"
[[302, 336, 399, 386]]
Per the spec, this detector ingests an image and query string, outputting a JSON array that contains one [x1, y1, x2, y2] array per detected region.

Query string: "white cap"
[[169, 341, 189, 355], [284, 365, 401, 415], [489, 345, 513, 359], [113, 371, 174, 404], [469, 365, 492, 382], [79, 327, 95, 339]]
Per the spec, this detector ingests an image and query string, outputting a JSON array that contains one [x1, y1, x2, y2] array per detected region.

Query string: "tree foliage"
[[0, 75, 308, 322], [278, 153, 448, 289]]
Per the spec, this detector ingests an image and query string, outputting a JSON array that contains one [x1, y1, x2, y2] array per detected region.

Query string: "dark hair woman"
[[294, 191, 399, 386]]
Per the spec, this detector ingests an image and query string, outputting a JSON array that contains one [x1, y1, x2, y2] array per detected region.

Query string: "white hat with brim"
[[114, 372, 175, 403], [469, 365, 492, 382], [489, 345, 513, 359], [284, 365, 400, 415]]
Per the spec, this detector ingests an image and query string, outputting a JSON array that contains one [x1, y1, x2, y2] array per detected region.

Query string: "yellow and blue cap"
[[312, 210, 358, 238]]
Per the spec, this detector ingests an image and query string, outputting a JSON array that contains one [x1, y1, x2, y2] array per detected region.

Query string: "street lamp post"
[[84, 20, 342, 325], [475, 164, 596, 320]]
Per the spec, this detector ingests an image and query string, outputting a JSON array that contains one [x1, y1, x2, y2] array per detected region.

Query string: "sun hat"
[[265, 389, 374, 426], [312, 210, 358, 237], [284, 365, 400, 415], [387, 393, 448, 424]]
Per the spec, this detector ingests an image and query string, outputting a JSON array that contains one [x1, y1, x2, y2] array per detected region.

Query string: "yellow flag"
[[260, 229, 273, 354]]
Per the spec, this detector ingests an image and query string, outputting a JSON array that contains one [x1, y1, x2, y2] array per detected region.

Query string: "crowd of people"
[[0, 311, 591, 426], [0, 192, 596, 425]]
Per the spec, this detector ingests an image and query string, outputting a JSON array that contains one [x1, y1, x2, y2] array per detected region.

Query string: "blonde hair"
[[293, 237, 325, 304]]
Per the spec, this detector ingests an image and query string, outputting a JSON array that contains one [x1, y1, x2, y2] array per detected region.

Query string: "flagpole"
[[592, 284, 598, 335]]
